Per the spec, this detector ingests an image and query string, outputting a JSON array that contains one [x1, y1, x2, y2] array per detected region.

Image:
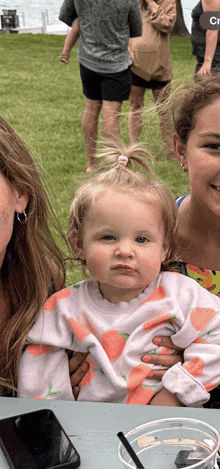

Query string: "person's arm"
[[161, 317, 220, 407], [18, 290, 92, 400], [150, 387, 185, 406], [146, 0, 177, 34], [49, 266, 90, 397], [59, 18, 79, 64], [143, 308, 220, 407], [197, 30, 219, 74], [68, 351, 90, 399], [18, 305, 75, 400], [147, 331, 220, 407], [129, 0, 142, 38], [197, 0, 220, 75]]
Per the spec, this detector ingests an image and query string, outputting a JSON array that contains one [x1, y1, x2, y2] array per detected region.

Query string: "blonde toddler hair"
[[68, 140, 177, 274]]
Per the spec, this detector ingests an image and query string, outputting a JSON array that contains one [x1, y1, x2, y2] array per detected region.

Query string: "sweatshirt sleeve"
[[17, 287, 90, 400], [162, 314, 220, 407], [17, 285, 122, 401], [147, 0, 176, 34]]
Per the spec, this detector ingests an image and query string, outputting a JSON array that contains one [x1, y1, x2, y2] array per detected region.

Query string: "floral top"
[[175, 262, 220, 298], [175, 195, 220, 297]]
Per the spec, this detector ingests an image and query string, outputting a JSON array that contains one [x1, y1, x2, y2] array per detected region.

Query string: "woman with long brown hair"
[[0, 116, 66, 396]]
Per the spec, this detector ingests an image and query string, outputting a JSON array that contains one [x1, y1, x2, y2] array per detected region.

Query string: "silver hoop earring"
[[17, 210, 27, 224]]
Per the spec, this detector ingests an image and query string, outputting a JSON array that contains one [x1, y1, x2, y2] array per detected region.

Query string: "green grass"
[[0, 33, 194, 285]]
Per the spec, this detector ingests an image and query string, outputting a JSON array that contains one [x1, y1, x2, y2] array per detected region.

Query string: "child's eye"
[[136, 236, 147, 243], [102, 235, 115, 240], [206, 143, 220, 151]]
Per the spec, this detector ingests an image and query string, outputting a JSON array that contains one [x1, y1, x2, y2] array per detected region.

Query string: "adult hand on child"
[[68, 337, 183, 399], [68, 337, 183, 398], [142, 336, 184, 380], [68, 351, 90, 399]]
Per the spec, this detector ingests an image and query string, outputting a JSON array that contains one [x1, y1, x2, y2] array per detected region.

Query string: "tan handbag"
[[128, 9, 172, 82]]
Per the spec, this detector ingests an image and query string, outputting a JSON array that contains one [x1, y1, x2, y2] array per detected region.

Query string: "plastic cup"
[[118, 418, 220, 469]]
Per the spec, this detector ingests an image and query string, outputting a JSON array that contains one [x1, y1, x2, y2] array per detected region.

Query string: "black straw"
[[117, 431, 145, 469]]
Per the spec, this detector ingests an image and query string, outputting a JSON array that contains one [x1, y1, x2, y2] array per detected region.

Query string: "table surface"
[[0, 397, 220, 468]]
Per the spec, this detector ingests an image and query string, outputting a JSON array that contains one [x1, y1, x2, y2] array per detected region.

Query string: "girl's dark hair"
[[168, 74, 220, 144]]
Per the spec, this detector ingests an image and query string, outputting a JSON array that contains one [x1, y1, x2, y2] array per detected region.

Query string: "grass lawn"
[[0, 33, 194, 285]]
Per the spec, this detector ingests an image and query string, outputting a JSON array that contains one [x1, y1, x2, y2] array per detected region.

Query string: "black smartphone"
[[0, 408, 80, 469]]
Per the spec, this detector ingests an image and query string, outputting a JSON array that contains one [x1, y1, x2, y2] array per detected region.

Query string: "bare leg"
[[81, 98, 102, 172], [102, 100, 122, 138], [128, 85, 146, 143], [152, 85, 174, 160]]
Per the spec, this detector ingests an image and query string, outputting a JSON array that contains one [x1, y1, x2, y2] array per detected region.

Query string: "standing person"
[[191, 0, 220, 75], [18, 141, 220, 408], [59, 0, 142, 173], [128, 0, 176, 158]]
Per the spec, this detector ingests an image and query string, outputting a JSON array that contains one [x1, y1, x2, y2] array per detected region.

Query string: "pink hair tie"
[[118, 155, 128, 166]]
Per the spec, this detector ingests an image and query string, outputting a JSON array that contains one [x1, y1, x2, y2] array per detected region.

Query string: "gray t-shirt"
[[73, 0, 142, 73]]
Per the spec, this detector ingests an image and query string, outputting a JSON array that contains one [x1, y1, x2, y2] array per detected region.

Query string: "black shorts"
[[131, 70, 170, 90], [80, 63, 132, 102]]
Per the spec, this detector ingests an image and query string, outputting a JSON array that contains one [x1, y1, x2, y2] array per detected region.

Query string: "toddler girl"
[[18, 141, 220, 406]]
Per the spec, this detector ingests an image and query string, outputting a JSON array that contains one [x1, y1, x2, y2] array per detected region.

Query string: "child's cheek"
[[141, 255, 152, 265], [141, 254, 160, 268], [87, 248, 107, 276]]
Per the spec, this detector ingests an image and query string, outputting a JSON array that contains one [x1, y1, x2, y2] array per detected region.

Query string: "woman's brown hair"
[[0, 116, 66, 395]]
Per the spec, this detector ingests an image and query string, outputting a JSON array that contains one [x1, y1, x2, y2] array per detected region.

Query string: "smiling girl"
[[141, 75, 220, 407], [163, 74, 220, 292]]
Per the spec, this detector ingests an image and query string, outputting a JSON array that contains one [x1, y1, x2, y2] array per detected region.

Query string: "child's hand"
[[59, 52, 70, 64]]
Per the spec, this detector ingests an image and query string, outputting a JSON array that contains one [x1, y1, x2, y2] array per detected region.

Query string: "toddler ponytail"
[[95, 138, 154, 176]]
